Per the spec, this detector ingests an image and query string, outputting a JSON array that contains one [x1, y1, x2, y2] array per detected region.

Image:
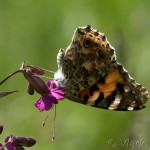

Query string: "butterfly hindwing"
[[77, 63, 149, 111]]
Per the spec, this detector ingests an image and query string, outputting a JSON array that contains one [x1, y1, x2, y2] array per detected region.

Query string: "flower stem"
[[43, 68, 55, 74], [39, 75, 53, 80], [0, 70, 21, 85], [0, 140, 13, 150], [52, 105, 56, 142], [0, 145, 5, 150]]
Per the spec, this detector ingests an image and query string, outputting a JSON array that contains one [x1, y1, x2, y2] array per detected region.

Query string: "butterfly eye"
[[83, 39, 92, 48]]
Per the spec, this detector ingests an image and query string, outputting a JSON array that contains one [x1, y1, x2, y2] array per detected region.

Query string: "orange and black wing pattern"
[[77, 63, 149, 111]]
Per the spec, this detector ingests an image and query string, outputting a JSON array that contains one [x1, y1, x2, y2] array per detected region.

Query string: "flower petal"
[[51, 87, 65, 100], [5, 144, 17, 150], [47, 80, 57, 89], [34, 96, 52, 111], [50, 96, 58, 104], [34, 80, 65, 112]]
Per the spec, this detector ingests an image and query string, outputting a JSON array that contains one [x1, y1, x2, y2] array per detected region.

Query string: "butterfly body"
[[55, 25, 149, 111]]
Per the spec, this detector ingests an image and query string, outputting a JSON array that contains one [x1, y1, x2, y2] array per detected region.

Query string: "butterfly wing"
[[55, 25, 149, 111], [65, 63, 149, 111]]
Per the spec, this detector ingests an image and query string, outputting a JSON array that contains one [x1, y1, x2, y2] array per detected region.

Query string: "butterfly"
[[54, 25, 149, 111]]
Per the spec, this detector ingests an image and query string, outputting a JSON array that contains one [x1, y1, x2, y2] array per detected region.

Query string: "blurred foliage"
[[0, 0, 150, 150]]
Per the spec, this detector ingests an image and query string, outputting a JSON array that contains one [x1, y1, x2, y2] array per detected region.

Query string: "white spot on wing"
[[108, 94, 122, 110], [124, 85, 130, 92], [127, 106, 134, 111]]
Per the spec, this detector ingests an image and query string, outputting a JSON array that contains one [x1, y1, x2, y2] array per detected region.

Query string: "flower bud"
[[23, 70, 49, 95], [27, 83, 35, 95], [5, 135, 36, 149], [30, 65, 45, 75], [14, 136, 36, 147], [0, 125, 3, 135]]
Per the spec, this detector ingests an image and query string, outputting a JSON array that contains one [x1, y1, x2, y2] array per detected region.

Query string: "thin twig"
[[0, 70, 21, 85]]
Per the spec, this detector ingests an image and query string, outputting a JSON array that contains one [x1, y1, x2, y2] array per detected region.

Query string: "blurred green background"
[[0, 0, 150, 150]]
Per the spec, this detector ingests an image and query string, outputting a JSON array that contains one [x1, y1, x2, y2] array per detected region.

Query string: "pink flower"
[[5, 135, 36, 150], [34, 80, 65, 111], [0, 61, 65, 112]]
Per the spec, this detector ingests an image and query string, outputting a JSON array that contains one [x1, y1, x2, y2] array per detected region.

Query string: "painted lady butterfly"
[[54, 25, 149, 111]]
